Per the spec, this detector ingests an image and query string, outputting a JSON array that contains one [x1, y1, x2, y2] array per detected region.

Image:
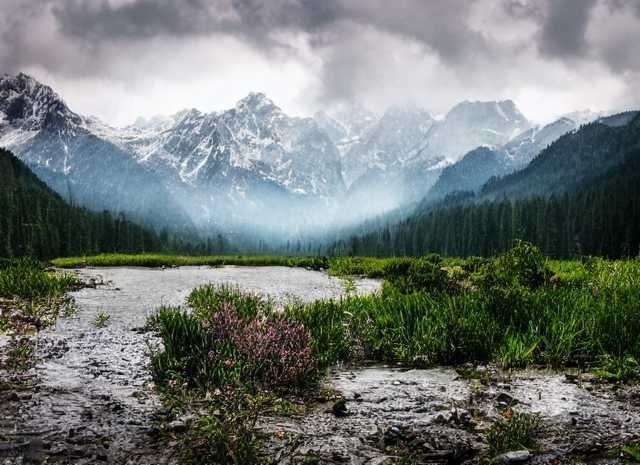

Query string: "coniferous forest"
[[330, 115, 640, 259], [0, 148, 223, 259], [329, 158, 640, 258]]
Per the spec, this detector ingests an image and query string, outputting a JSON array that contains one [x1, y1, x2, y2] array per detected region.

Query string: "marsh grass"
[[147, 243, 640, 464], [0, 258, 76, 300], [487, 410, 541, 456], [4, 340, 34, 371], [52, 254, 328, 270], [0, 258, 78, 333], [93, 312, 111, 328]]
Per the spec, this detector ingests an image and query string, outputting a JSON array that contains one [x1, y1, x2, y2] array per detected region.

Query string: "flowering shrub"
[[151, 287, 316, 392], [204, 302, 315, 388]]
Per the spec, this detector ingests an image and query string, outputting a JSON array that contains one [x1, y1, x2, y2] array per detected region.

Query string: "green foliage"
[[53, 254, 328, 270], [0, 258, 75, 300], [327, 256, 391, 278], [0, 258, 77, 333], [477, 241, 551, 290], [496, 329, 541, 369], [180, 392, 265, 465], [189, 284, 270, 320], [285, 300, 352, 368], [93, 312, 111, 328], [487, 411, 540, 456], [4, 340, 34, 371], [339, 277, 357, 295], [150, 307, 224, 389], [592, 355, 640, 383], [383, 255, 450, 294], [622, 444, 640, 464]]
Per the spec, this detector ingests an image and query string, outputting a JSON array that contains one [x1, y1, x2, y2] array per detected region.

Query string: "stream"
[[1, 266, 639, 465]]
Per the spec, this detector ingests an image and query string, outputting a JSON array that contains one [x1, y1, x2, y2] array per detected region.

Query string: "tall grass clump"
[[150, 286, 318, 465], [0, 258, 77, 333], [487, 411, 541, 456], [188, 284, 269, 320], [0, 258, 75, 300]]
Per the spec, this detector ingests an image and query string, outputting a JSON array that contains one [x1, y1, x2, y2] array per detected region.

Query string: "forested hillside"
[[331, 113, 640, 258], [480, 111, 639, 200], [0, 148, 195, 258]]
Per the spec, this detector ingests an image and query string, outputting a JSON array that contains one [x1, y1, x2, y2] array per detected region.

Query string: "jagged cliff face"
[[121, 93, 345, 197]]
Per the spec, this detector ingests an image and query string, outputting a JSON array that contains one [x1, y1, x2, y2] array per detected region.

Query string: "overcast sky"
[[2, 0, 639, 126]]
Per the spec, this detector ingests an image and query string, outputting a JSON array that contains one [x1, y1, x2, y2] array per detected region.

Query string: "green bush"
[[383, 256, 449, 294], [477, 240, 552, 290]]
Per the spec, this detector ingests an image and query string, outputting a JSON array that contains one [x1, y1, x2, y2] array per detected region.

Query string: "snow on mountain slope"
[[116, 93, 345, 198], [5, 72, 608, 237], [425, 100, 530, 162], [340, 105, 436, 188], [428, 116, 583, 200], [0, 73, 189, 227]]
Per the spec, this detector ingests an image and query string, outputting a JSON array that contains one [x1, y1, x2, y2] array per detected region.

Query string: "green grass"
[[51, 253, 328, 270], [4, 340, 34, 371], [0, 258, 78, 333], [93, 312, 111, 328], [0, 258, 76, 300], [487, 411, 541, 456]]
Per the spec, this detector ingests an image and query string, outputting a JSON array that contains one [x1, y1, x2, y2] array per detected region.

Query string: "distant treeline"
[[329, 155, 640, 259], [0, 148, 227, 259]]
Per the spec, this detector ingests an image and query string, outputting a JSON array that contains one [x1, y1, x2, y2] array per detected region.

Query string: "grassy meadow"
[[51, 253, 329, 270]]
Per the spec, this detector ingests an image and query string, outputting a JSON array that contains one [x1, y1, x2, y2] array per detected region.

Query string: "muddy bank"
[[259, 366, 640, 464], [0, 266, 380, 464]]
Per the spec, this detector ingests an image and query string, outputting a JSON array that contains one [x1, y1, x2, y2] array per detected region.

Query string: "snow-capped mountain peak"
[[0, 72, 81, 130], [233, 92, 280, 116]]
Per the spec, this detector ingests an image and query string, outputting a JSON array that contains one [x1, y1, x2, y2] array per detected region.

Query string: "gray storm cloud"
[[1, 0, 639, 124]]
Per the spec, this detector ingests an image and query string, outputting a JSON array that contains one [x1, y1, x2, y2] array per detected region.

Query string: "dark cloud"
[[1, 0, 639, 124], [538, 0, 597, 57]]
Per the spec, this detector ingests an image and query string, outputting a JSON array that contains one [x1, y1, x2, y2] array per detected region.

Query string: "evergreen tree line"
[[329, 155, 640, 259], [0, 148, 227, 259]]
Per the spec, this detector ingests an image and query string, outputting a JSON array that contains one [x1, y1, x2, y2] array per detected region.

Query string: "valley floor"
[[1, 263, 639, 464]]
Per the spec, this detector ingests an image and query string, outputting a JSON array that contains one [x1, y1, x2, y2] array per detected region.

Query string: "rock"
[[167, 419, 188, 433], [496, 392, 517, 407], [493, 450, 532, 465], [331, 399, 348, 417]]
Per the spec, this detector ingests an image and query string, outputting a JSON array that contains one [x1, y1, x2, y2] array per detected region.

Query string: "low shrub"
[[180, 390, 268, 465], [592, 355, 640, 382], [151, 290, 316, 391], [383, 255, 450, 294]]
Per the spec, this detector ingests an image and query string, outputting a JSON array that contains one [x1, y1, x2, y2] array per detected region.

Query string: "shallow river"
[[1, 266, 380, 464]]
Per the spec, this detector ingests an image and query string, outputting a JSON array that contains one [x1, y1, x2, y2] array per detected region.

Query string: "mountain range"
[[0, 73, 610, 239]]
